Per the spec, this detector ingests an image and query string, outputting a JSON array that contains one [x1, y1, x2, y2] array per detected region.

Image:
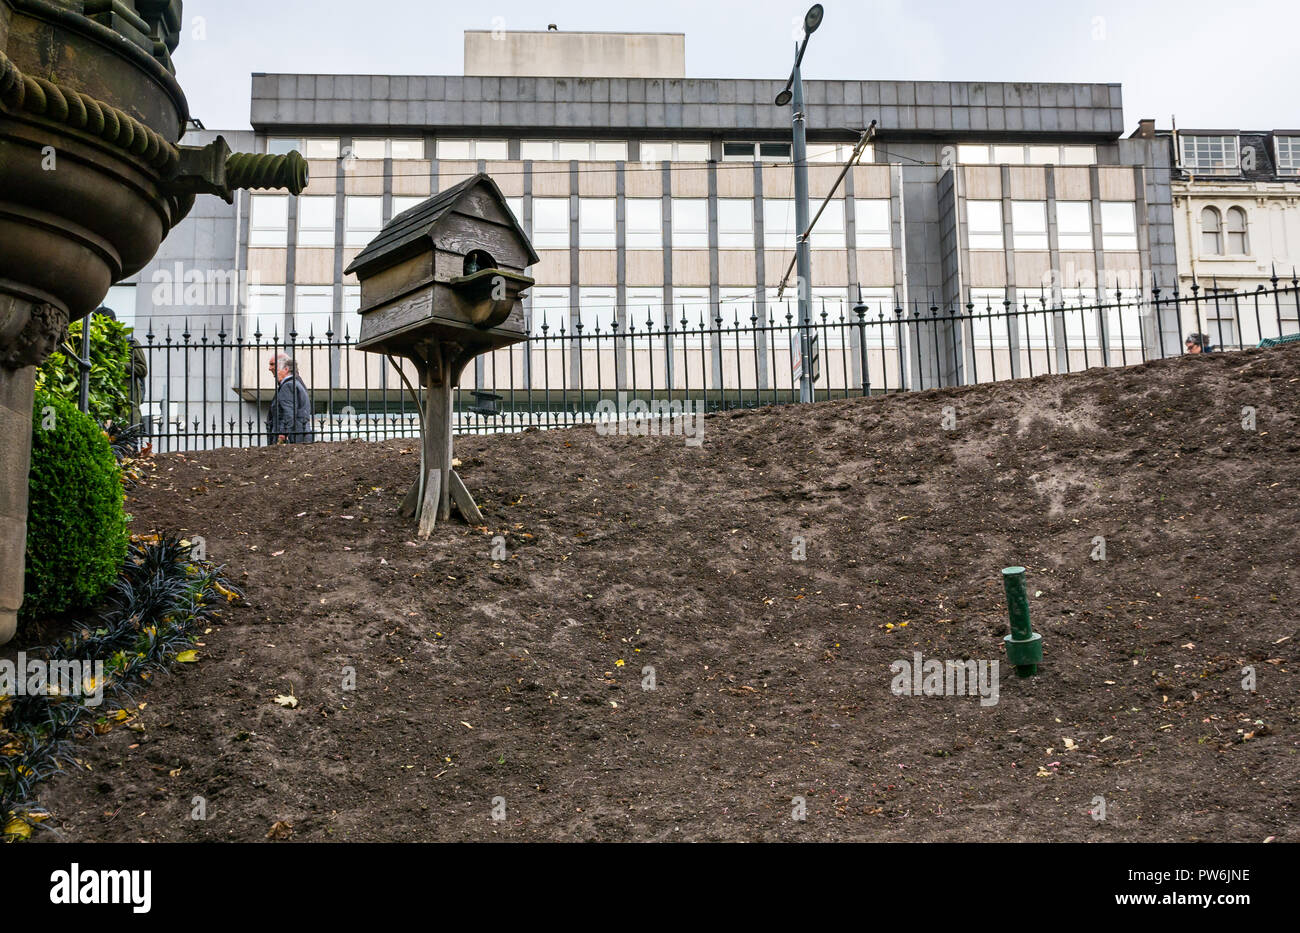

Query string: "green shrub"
[[35, 314, 136, 427], [22, 391, 128, 623]]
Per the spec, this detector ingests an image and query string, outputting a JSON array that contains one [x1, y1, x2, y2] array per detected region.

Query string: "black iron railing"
[[124, 276, 1300, 452]]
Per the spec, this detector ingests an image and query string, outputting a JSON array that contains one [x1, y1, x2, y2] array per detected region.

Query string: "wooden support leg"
[[423, 345, 454, 527], [417, 468, 441, 538], [408, 342, 477, 532], [399, 477, 421, 519], [438, 383, 453, 523], [448, 470, 484, 524]]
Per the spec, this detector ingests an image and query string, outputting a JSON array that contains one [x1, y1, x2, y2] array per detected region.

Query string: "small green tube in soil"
[[1001, 566, 1043, 677]]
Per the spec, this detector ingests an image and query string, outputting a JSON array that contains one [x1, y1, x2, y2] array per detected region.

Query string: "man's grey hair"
[[274, 352, 297, 375]]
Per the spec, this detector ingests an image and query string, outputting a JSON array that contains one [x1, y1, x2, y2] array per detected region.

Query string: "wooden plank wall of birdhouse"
[[359, 252, 435, 312], [357, 289, 424, 345], [433, 202, 532, 272]]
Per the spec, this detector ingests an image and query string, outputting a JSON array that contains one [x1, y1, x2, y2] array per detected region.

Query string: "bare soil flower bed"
[[35, 345, 1299, 841]]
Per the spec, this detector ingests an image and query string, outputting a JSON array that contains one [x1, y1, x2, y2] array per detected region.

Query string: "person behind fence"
[[1184, 332, 1214, 354], [266, 352, 314, 444]]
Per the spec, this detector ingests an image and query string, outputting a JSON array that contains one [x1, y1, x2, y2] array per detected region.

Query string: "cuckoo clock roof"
[[344, 173, 538, 278]]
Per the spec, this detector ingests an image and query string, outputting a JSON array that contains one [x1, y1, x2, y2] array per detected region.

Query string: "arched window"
[[1200, 207, 1222, 255], [1225, 207, 1249, 254]]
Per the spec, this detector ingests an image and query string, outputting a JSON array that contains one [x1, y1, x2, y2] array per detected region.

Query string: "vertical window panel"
[[1100, 202, 1138, 250], [672, 199, 709, 249], [717, 199, 754, 249], [1011, 201, 1048, 250], [344, 196, 383, 248], [1056, 201, 1093, 250], [531, 198, 570, 248], [249, 194, 289, 247], [579, 198, 617, 248], [296, 195, 336, 248], [810, 200, 845, 249], [625, 199, 663, 249], [854, 199, 892, 248], [966, 200, 1003, 250]]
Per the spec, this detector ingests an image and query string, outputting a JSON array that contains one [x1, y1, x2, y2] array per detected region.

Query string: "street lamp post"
[[776, 4, 824, 404]]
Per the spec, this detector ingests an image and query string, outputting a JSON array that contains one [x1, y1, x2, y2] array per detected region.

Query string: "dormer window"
[[1180, 135, 1239, 174], [1276, 136, 1300, 175]]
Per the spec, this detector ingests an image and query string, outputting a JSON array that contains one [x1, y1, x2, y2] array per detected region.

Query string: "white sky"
[[175, 0, 1297, 132]]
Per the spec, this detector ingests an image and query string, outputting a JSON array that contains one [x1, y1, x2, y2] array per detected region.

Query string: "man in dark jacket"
[[266, 352, 314, 444]]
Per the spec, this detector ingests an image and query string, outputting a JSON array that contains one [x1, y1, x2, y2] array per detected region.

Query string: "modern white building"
[[107, 29, 1190, 449]]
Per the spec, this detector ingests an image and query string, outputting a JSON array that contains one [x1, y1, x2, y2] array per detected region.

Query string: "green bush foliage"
[[35, 314, 137, 427], [22, 391, 128, 623]]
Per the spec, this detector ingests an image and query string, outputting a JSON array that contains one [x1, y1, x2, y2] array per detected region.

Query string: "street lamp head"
[[804, 4, 824, 35], [775, 86, 793, 107]]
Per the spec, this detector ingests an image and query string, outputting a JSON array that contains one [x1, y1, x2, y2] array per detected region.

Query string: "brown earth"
[[34, 344, 1300, 841]]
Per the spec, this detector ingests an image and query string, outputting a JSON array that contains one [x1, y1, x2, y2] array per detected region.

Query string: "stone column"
[[0, 292, 69, 644]]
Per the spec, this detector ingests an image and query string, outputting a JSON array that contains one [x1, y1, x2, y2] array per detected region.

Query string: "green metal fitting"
[[167, 137, 309, 203], [226, 150, 309, 196], [1001, 566, 1043, 677]]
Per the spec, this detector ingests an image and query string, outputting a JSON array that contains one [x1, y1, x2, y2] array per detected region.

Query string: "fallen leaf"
[[2, 817, 31, 839], [175, 650, 198, 663], [274, 694, 299, 709]]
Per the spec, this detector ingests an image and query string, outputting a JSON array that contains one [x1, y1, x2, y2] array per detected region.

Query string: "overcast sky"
[[175, 0, 1295, 132]]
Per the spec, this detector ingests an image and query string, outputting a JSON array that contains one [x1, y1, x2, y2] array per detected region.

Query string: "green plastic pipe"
[[1001, 566, 1044, 677]]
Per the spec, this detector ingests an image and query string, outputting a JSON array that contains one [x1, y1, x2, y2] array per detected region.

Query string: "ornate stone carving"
[[0, 302, 69, 370], [82, 0, 184, 73]]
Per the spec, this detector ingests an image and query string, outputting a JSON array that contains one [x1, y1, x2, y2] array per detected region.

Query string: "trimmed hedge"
[[22, 391, 128, 623]]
